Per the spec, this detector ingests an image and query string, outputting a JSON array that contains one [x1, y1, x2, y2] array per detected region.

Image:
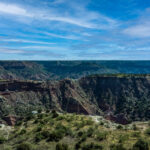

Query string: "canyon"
[[0, 74, 150, 125]]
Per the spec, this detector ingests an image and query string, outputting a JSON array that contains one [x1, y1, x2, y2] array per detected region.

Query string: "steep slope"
[[0, 75, 150, 124]]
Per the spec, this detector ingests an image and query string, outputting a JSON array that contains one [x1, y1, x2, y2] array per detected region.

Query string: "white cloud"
[[0, 38, 55, 45], [0, 2, 33, 17], [20, 46, 67, 51], [0, 2, 118, 29], [123, 24, 150, 38], [123, 8, 150, 38], [0, 48, 24, 54], [135, 47, 150, 50], [43, 32, 80, 40]]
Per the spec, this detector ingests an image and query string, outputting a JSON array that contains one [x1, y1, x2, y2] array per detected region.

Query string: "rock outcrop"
[[0, 75, 150, 124], [3, 116, 17, 126]]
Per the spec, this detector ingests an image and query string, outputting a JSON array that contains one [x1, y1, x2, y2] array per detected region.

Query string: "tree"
[[132, 139, 149, 150]]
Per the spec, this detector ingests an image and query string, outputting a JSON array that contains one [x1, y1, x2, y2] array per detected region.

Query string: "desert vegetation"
[[0, 111, 150, 150]]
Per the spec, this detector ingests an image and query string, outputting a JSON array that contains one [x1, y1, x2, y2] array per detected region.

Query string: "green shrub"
[[96, 132, 107, 141], [38, 109, 42, 113], [80, 134, 87, 143], [56, 116, 64, 121], [34, 119, 39, 124], [25, 114, 34, 121], [16, 143, 31, 150], [56, 143, 68, 150], [148, 121, 150, 126], [19, 129, 26, 135], [75, 121, 85, 129], [78, 131, 84, 137], [75, 142, 81, 150], [0, 136, 6, 144], [100, 122, 104, 126], [117, 125, 123, 130], [41, 130, 50, 138], [36, 126, 42, 132], [132, 124, 137, 130], [144, 128, 150, 136], [51, 110, 59, 118], [35, 133, 44, 142], [110, 144, 126, 150], [46, 110, 50, 113], [118, 134, 129, 143], [85, 119, 94, 126], [55, 124, 67, 133], [86, 128, 94, 137], [55, 124, 72, 136], [15, 120, 22, 126], [47, 131, 64, 142], [37, 114, 44, 119], [132, 132, 140, 138], [132, 139, 149, 150], [82, 142, 103, 150]]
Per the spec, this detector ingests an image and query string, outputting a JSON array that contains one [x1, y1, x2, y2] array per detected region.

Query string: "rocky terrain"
[[0, 74, 150, 125]]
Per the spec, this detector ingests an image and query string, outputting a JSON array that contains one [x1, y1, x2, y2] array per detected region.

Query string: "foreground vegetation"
[[0, 111, 150, 150]]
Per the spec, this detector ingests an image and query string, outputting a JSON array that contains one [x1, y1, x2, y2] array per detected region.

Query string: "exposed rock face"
[[0, 75, 150, 124], [105, 114, 129, 125], [3, 116, 17, 126]]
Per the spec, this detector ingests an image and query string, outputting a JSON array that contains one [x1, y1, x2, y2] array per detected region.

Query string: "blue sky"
[[0, 0, 150, 60]]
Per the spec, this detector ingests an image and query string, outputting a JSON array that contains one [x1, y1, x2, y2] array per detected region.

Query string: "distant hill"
[[0, 61, 150, 80]]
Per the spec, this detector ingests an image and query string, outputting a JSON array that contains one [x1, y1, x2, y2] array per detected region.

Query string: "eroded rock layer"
[[0, 75, 150, 124]]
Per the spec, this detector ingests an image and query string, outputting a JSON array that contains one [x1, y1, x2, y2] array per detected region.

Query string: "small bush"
[[25, 115, 34, 121], [35, 133, 44, 142], [56, 143, 68, 150], [80, 134, 87, 143], [47, 131, 64, 142], [41, 130, 50, 138], [37, 114, 44, 119], [132, 139, 149, 150], [145, 128, 150, 136], [46, 110, 50, 113], [16, 120, 22, 126], [96, 132, 107, 141], [0, 136, 6, 144], [75, 142, 81, 150], [51, 110, 59, 118], [78, 131, 84, 137], [86, 128, 94, 137], [34, 119, 39, 124], [82, 142, 103, 150], [19, 129, 26, 135], [36, 126, 42, 132], [16, 143, 31, 150], [132, 124, 137, 130], [110, 144, 126, 150], [56, 116, 64, 121], [38, 109, 42, 113], [85, 119, 94, 126], [100, 122, 104, 126], [55, 124, 72, 136], [148, 121, 150, 126], [117, 125, 123, 130], [132, 132, 140, 138]]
